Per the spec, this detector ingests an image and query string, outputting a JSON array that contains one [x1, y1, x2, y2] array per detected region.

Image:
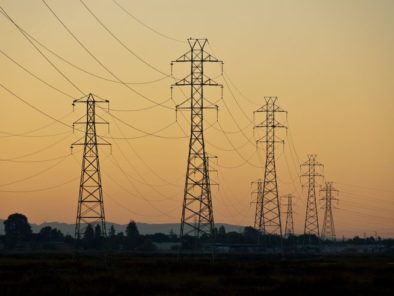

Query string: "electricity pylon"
[[320, 182, 338, 240], [283, 194, 295, 237], [301, 154, 324, 236], [171, 38, 223, 239], [254, 97, 287, 236], [71, 93, 111, 239], [251, 179, 265, 233]]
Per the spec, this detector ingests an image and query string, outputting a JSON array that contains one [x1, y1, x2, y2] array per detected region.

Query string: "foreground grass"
[[0, 253, 393, 295]]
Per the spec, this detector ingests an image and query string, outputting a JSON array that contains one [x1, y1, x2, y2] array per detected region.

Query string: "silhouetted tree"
[[4, 213, 32, 249], [82, 224, 94, 249], [38, 226, 64, 242], [243, 226, 259, 243], [93, 224, 104, 249], [94, 224, 102, 239], [168, 229, 177, 241], [217, 225, 226, 242], [125, 220, 140, 250], [84, 224, 94, 240], [137, 237, 157, 252], [109, 225, 116, 238]]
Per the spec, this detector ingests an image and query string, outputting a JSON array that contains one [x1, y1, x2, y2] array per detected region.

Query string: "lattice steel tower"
[[251, 179, 265, 233], [320, 182, 338, 240], [72, 93, 110, 239], [171, 38, 222, 239], [254, 97, 286, 235], [283, 194, 295, 237], [301, 154, 324, 236]]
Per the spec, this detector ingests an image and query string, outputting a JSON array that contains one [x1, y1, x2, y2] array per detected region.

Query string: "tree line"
[[1, 213, 393, 252]]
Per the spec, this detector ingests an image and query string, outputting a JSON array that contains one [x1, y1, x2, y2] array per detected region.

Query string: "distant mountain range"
[[0, 220, 246, 236]]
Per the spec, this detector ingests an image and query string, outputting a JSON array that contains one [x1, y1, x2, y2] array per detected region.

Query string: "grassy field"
[[0, 253, 393, 295]]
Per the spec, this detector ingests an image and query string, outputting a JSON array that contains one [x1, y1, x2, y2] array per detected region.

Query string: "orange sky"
[[0, 0, 393, 237]]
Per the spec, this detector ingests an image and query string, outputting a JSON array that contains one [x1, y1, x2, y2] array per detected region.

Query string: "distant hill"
[[0, 220, 245, 236]]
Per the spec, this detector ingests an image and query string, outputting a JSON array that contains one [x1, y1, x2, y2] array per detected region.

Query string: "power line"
[[217, 121, 262, 169], [0, 154, 71, 187], [104, 190, 174, 218], [106, 154, 179, 218], [111, 118, 183, 187], [0, 133, 72, 161], [41, 0, 174, 110], [0, 176, 78, 193], [0, 82, 73, 130], [214, 150, 259, 169], [101, 109, 187, 140], [0, 153, 74, 163], [337, 182, 394, 194], [0, 111, 73, 139], [109, 130, 182, 199], [223, 72, 259, 106], [79, 0, 170, 77], [111, 0, 184, 43], [2, 17, 170, 86], [0, 6, 85, 95], [0, 48, 75, 99], [0, 78, 181, 141], [0, 130, 70, 138], [206, 131, 254, 152]]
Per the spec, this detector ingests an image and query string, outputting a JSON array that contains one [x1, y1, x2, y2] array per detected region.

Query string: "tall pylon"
[[320, 182, 339, 240], [71, 93, 111, 239], [171, 38, 223, 239], [283, 194, 295, 237], [301, 154, 324, 236], [254, 97, 287, 236]]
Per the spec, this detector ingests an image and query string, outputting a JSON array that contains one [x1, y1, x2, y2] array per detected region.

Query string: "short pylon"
[[320, 182, 339, 240], [283, 194, 295, 237], [71, 93, 111, 239], [301, 154, 324, 236]]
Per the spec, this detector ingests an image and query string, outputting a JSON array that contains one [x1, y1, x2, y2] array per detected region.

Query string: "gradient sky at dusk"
[[0, 0, 393, 237]]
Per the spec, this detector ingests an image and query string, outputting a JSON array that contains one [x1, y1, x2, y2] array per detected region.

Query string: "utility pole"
[[320, 182, 338, 240], [171, 38, 223, 240], [283, 194, 295, 237], [72, 93, 110, 239], [254, 97, 286, 236], [301, 154, 324, 236]]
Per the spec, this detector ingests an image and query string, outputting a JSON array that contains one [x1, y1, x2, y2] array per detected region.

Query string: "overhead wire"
[[0, 154, 72, 187], [0, 49, 181, 140], [337, 182, 394, 194], [0, 111, 74, 139], [109, 122, 183, 199], [103, 111, 185, 140], [79, 0, 170, 77], [106, 155, 179, 218], [216, 121, 262, 169], [223, 72, 259, 107], [0, 133, 72, 161], [0, 176, 78, 193], [0, 130, 70, 138], [0, 48, 75, 99], [1, 19, 170, 86], [111, 117, 183, 187], [0, 82, 74, 131], [41, 0, 174, 110], [0, 153, 75, 163], [111, 0, 185, 43], [0, 6, 85, 95]]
